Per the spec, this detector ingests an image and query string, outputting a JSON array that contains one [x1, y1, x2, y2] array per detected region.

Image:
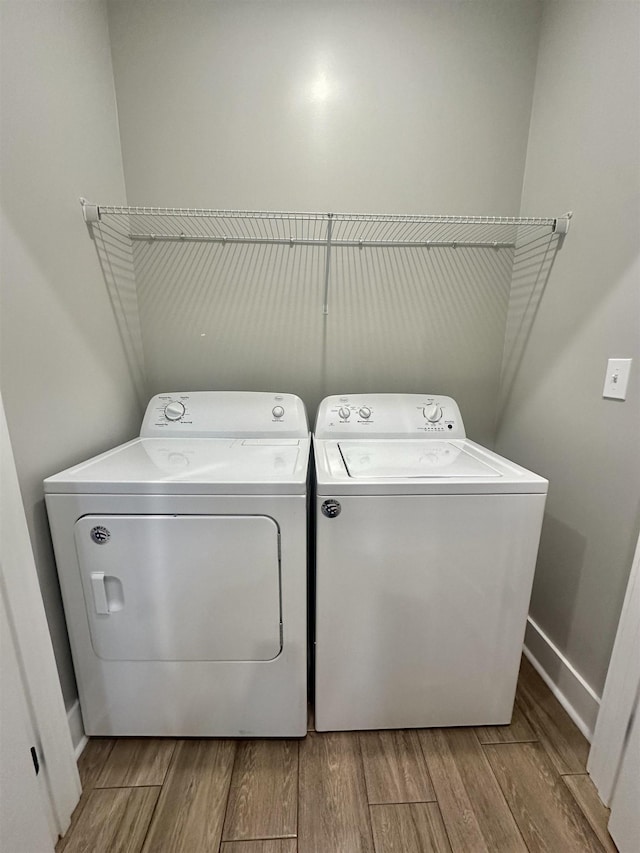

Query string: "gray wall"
[[108, 0, 540, 213], [0, 1, 142, 708], [496, 0, 640, 695], [107, 0, 542, 442]]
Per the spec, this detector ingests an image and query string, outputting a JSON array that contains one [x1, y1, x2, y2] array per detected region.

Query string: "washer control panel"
[[314, 394, 465, 439], [140, 391, 309, 438]]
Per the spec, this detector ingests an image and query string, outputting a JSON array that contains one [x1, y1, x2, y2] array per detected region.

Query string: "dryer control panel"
[[141, 391, 309, 438], [314, 394, 466, 439]]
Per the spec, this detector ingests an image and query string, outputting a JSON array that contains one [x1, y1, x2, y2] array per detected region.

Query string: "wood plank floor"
[[56, 657, 614, 853]]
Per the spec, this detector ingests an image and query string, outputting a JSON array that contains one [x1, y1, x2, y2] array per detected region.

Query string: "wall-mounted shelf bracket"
[[322, 213, 333, 316], [553, 212, 573, 235], [80, 198, 101, 224]]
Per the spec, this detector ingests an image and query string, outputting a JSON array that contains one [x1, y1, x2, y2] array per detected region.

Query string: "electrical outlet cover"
[[603, 358, 632, 400]]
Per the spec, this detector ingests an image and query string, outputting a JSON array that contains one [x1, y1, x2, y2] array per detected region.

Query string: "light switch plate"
[[603, 358, 632, 400]]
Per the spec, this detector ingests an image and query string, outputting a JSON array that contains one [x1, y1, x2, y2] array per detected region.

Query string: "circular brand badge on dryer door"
[[321, 500, 342, 519], [90, 526, 111, 544]]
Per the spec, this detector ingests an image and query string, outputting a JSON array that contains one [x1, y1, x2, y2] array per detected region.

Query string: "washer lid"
[[339, 440, 502, 478], [314, 437, 548, 495], [44, 437, 310, 495]]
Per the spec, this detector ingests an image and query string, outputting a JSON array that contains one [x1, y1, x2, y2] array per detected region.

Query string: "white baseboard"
[[66, 699, 87, 759], [524, 616, 601, 741]]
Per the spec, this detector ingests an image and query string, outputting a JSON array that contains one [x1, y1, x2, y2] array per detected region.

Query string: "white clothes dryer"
[[313, 393, 548, 732], [45, 391, 309, 737]]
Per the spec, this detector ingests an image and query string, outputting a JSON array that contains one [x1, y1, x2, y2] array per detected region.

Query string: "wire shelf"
[[82, 200, 571, 249], [81, 200, 571, 314]]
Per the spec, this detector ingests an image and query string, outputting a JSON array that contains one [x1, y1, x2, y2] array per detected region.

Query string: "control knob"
[[359, 407, 371, 419], [423, 403, 442, 423], [338, 407, 351, 420], [272, 406, 285, 419], [164, 401, 186, 421]]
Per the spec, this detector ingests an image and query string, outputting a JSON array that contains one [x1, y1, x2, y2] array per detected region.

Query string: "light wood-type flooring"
[[57, 657, 617, 853]]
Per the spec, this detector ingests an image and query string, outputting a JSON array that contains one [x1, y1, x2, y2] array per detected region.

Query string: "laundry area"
[[1, 2, 639, 853]]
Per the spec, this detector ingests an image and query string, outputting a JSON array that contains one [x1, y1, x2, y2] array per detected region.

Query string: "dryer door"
[[74, 515, 281, 661]]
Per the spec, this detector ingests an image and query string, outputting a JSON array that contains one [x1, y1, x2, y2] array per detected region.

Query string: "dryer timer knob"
[[338, 407, 351, 420], [423, 404, 442, 423], [164, 401, 186, 421]]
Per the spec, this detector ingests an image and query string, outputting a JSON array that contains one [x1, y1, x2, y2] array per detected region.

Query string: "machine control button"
[[164, 401, 186, 421], [423, 404, 442, 423], [272, 406, 285, 419], [338, 407, 351, 420], [359, 407, 372, 419]]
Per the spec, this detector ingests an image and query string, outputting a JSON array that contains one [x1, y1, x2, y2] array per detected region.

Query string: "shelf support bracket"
[[552, 211, 573, 235], [322, 213, 334, 315], [80, 197, 101, 224]]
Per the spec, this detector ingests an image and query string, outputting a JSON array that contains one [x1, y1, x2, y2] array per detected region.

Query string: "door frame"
[[0, 393, 80, 840], [0, 583, 56, 851], [588, 528, 640, 804]]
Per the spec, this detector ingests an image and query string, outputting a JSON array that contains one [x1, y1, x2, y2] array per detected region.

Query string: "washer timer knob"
[[272, 406, 285, 419], [423, 403, 442, 423], [359, 407, 371, 419], [338, 407, 351, 420], [164, 401, 186, 421]]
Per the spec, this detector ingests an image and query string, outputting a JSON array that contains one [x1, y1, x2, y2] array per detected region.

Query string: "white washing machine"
[[45, 391, 309, 737], [313, 393, 548, 732]]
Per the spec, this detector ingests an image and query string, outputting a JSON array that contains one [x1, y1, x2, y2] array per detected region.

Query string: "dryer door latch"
[[90, 571, 110, 615]]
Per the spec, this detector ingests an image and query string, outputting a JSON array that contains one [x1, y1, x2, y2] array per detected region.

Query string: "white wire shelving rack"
[[81, 199, 571, 313]]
